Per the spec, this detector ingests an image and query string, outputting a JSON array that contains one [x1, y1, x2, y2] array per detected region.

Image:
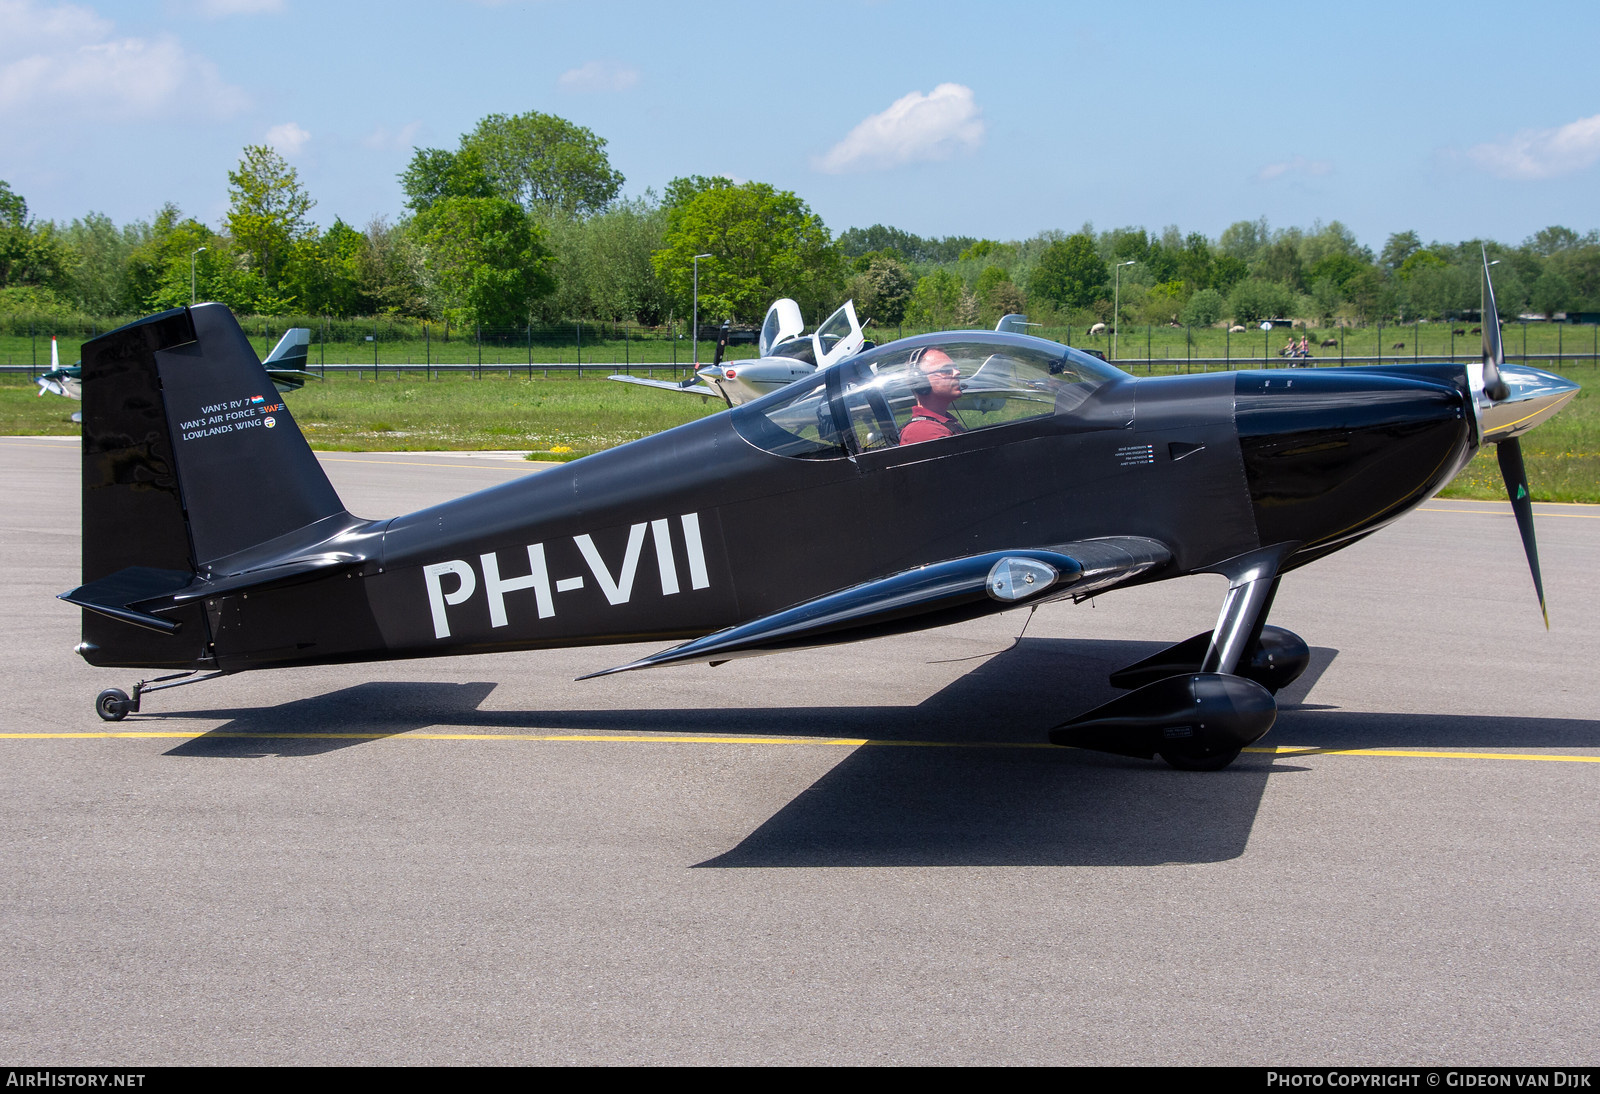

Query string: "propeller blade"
[[1496, 437, 1547, 628], [1481, 246, 1509, 400]]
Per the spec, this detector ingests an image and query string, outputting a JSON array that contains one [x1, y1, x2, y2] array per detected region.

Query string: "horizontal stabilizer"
[[584, 536, 1169, 678], [267, 368, 320, 392], [607, 374, 717, 398], [59, 567, 195, 634]]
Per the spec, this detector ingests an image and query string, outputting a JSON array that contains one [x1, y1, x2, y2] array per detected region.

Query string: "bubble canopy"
[[730, 332, 1128, 460]]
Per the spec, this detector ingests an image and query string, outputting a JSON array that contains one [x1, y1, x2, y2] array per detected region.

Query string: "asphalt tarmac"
[[2, 436, 1597, 1066]]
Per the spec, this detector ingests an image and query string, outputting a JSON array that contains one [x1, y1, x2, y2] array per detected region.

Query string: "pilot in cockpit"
[[899, 347, 967, 445]]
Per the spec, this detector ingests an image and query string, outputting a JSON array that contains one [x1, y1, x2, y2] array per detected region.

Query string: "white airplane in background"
[[38, 328, 318, 424], [609, 299, 867, 407], [609, 300, 1039, 407]]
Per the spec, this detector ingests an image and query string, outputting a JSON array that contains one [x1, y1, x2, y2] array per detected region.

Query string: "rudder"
[[71, 304, 350, 669]]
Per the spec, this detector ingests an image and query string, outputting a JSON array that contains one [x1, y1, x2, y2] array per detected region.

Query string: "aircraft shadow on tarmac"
[[157, 637, 1600, 868]]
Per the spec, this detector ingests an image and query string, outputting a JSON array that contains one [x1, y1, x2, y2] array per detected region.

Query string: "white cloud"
[[265, 121, 309, 156], [557, 59, 639, 93], [0, 0, 108, 51], [0, 0, 248, 123], [1466, 113, 1600, 180], [362, 120, 423, 151], [1256, 155, 1334, 182], [815, 83, 985, 174]]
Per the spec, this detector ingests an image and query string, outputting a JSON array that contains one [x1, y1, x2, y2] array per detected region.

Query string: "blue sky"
[[3, 0, 1598, 252]]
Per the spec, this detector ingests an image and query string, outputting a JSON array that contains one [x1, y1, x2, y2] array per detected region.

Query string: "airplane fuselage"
[[190, 364, 1473, 674]]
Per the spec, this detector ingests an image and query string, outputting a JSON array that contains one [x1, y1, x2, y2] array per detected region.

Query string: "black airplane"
[[60, 255, 1577, 770]]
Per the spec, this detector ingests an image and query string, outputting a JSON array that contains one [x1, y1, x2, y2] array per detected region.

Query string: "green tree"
[[1307, 252, 1369, 291], [415, 196, 554, 326], [974, 264, 1012, 308], [1176, 232, 1215, 290], [59, 212, 140, 313], [987, 281, 1027, 324], [283, 218, 369, 317], [1218, 218, 1270, 262], [652, 181, 838, 323], [1299, 219, 1371, 269], [1397, 249, 1448, 280], [905, 269, 964, 328], [1344, 267, 1385, 321], [1309, 277, 1342, 322], [0, 180, 68, 292], [1139, 279, 1185, 325], [1181, 287, 1225, 327], [121, 204, 259, 313], [1526, 225, 1586, 256], [541, 198, 670, 323], [226, 145, 315, 296], [1531, 269, 1575, 318], [1380, 230, 1422, 273], [846, 252, 916, 326], [1227, 278, 1294, 325], [356, 217, 427, 317], [1402, 262, 1472, 320], [1211, 253, 1249, 293], [837, 224, 976, 264], [1028, 234, 1107, 310], [463, 112, 623, 216], [0, 181, 24, 226], [399, 147, 494, 213], [661, 175, 730, 215], [1253, 238, 1305, 292]]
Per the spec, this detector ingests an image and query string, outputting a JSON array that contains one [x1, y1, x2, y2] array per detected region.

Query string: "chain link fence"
[[3, 314, 1597, 378]]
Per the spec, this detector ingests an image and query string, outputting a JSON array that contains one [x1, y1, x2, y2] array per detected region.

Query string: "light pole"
[[691, 253, 712, 365], [190, 246, 207, 306], [1112, 261, 1135, 361]]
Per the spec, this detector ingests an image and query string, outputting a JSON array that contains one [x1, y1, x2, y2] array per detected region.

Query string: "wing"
[[583, 536, 1170, 677], [606, 374, 718, 398]]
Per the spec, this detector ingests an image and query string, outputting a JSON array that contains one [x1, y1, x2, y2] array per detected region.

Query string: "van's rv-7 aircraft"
[[60, 255, 1577, 770]]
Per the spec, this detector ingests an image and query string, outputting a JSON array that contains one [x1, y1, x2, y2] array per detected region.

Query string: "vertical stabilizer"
[[75, 304, 349, 668]]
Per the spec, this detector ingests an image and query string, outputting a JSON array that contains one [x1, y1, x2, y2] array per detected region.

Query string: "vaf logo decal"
[[421, 512, 712, 640]]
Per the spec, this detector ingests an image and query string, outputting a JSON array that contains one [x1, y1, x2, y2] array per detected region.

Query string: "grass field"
[[4, 361, 1593, 501]]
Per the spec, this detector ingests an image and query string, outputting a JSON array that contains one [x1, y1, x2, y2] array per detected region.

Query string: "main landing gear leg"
[[1050, 546, 1301, 771], [94, 670, 226, 722]]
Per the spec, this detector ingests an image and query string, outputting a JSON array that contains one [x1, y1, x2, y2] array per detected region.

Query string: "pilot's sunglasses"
[[908, 347, 958, 375]]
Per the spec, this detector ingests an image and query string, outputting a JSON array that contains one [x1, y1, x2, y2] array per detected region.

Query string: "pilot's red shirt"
[[900, 405, 965, 445]]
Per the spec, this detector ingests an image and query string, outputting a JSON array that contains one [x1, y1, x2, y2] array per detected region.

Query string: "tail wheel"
[[95, 688, 131, 722]]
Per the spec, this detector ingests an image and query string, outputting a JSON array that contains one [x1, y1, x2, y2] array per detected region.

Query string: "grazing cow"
[[1087, 322, 1107, 336], [1392, 342, 1406, 350], [1470, 327, 1482, 334], [1452, 329, 1466, 336], [1321, 337, 1339, 347]]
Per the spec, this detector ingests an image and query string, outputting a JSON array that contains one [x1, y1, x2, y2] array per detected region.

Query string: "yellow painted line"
[[1245, 745, 1600, 763], [0, 729, 1057, 749], [0, 730, 868, 745], [1420, 506, 1600, 518], [2, 731, 1594, 763]]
